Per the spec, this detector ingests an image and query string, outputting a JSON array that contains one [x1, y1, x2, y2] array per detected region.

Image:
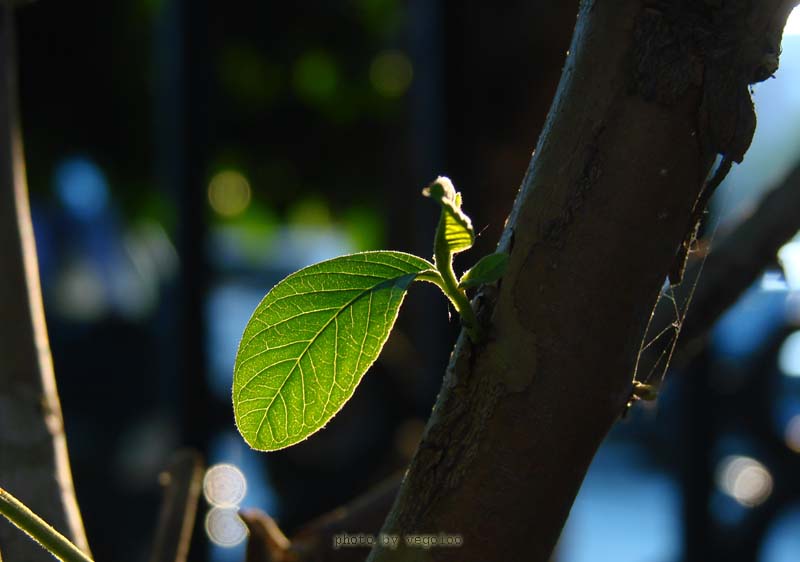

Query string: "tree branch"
[[240, 474, 402, 562], [0, 3, 90, 559], [148, 450, 204, 562], [671, 158, 800, 366], [246, 130, 800, 562], [0, 487, 92, 562], [363, 2, 800, 561]]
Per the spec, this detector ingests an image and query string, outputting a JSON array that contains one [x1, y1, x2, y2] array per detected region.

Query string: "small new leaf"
[[232, 251, 436, 451], [459, 252, 509, 289], [423, 176, 475, 255]]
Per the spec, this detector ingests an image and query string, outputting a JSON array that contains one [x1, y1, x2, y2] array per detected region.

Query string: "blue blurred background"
[[12, 2, 800, 561]]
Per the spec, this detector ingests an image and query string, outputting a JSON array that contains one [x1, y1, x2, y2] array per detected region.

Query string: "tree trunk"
[[0, 4, 90, 560], [368, 1, 799, 561]]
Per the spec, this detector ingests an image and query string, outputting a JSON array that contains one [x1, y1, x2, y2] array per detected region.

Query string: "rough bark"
[[364, 1, 799, 561], [0, 4, 90, 559]]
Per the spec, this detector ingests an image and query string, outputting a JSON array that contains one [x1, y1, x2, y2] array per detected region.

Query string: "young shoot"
[[232, 177, 509, 451]]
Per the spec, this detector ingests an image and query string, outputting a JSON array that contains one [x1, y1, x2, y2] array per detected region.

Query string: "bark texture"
[[0, 5, 90, 559], [367, 1, 799, 561]]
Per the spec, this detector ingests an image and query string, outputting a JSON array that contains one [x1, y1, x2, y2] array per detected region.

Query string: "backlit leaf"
[[459, 253, 509, 289], [423, 176, 475, 254], [232, 251, 435, 451]]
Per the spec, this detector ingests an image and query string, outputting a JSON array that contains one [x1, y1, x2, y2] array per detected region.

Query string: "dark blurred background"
[[12, 1, 800, 561]]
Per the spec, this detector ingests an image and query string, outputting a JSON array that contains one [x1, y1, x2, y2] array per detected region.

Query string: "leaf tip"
[[422, 176, 456, 202]]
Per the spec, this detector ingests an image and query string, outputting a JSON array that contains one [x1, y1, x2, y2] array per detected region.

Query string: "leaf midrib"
[[239, 270, 425, 445]]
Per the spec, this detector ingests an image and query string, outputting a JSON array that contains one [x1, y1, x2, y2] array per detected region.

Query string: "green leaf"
[[232, 251, 435, 451], [423, 176, 475, 254], [458, 252, 509, 289]]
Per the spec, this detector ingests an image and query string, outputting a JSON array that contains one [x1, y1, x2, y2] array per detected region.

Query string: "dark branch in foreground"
[[0, 4, 90, 560], [241, 474, 401, 562], [148, 450, 205, 562]]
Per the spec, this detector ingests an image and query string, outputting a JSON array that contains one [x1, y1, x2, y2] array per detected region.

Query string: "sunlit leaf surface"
[[233, 251, 434, 451]]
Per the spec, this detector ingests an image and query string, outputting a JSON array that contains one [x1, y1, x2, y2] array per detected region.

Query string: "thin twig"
[[241, 474, 402, 562], [0, 487, 93, 562], [148, 450, 205, 562]]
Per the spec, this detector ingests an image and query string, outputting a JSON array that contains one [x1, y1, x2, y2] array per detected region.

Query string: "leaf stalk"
[[433, 220, 482, 343], [0, 487, 93, 562]]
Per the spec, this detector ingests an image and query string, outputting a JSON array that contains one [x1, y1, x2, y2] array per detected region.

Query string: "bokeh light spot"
[[203, 463, 247, 507], [369, 50, 413, 98], [716, 455, 773, 507], [760, 505, 800, 562], [292, 51, 339, 105], [54, 157, 109, 220], [778, 240, 800, 290], [778, 331, 800, 378], [785, 415, 800, 453], [287, 197, 332, 226], [54, 259, 108, 321], [205, 507, 248, 547], [208, 170, 252, 218]]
